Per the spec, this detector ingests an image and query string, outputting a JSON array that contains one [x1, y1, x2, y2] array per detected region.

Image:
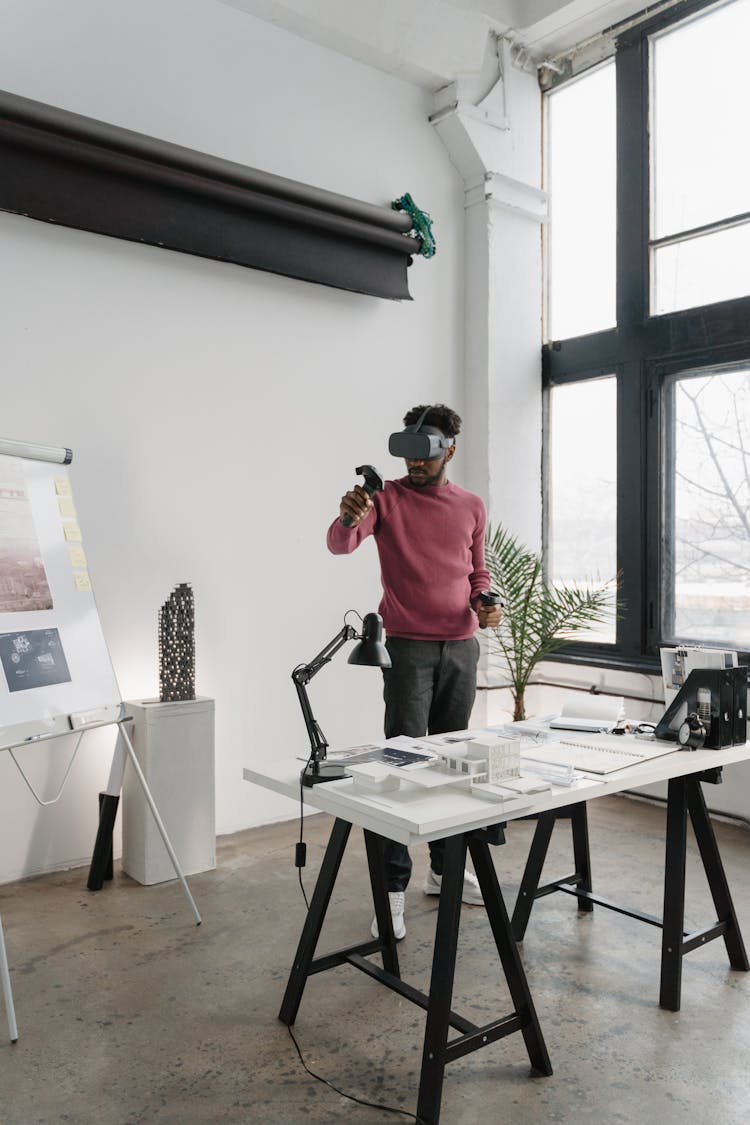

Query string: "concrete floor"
[[1, 793, 749, 1125]]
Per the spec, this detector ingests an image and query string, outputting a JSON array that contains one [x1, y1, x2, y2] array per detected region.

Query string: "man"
[[326, 403, 502, 940]]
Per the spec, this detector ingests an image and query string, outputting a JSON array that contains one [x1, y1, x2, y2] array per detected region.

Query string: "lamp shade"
[[347, 613, 391, 668]]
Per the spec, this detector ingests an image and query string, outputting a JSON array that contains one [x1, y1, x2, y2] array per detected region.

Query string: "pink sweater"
[[326, 477, 491, 641]]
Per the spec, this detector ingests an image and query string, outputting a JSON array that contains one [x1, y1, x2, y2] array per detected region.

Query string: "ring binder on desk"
[[654, 667, 748, 749]]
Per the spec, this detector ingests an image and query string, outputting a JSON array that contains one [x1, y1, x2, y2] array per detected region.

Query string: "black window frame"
[[542, 0, 750, 674]]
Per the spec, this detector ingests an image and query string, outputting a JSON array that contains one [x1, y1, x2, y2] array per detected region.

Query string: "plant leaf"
[[484, 523, 618, 703]]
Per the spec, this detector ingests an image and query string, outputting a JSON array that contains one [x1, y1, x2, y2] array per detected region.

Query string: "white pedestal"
[[122, 697, 216, 886]]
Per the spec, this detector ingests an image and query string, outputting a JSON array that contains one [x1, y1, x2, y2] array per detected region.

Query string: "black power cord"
[[290, 793, 425, 1123], [287, 1025, 425, 1123], [295, 781, 309, 910]]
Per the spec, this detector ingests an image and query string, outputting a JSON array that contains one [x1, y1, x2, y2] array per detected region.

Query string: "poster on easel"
[[0, 438, 122, 751]]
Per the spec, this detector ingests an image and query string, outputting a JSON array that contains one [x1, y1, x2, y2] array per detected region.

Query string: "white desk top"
[[244, 736, 750, 846]]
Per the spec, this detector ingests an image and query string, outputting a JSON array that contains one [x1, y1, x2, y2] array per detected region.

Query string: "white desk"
[[245, 740, 750, 841], [244, 739, 750, 1125]]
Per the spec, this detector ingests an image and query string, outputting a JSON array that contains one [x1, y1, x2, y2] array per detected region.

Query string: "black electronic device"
[[388, 406, 454, 461], [477, 590, 502, 629], [677, 712, 706, 750], [654, 666, 748, 749], [341, 464, 384, 527], [730, 665, 747, 743]]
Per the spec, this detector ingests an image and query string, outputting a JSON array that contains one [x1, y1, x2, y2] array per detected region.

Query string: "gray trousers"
[[380, 636, 480, 891]]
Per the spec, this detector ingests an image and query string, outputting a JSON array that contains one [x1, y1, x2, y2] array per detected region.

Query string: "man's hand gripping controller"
[[477, 590, 502, 628], [341, 465, 384, 527]]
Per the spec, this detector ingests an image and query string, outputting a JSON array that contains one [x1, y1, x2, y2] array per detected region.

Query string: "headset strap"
[[407, 406, 431, 433]]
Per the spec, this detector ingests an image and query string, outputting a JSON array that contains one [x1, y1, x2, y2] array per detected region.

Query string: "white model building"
[[440, 736, 521, 785]]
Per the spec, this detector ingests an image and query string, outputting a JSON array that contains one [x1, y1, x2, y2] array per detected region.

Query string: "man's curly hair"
[[402, 403, 462, 439]]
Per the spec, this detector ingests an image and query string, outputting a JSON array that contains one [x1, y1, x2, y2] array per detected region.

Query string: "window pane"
[[652, 0, 750, 239], [546, 62, 616, 341], [653, 221, 750, 315], [548, 378, 617, 643], [663, 365, 750, 648]]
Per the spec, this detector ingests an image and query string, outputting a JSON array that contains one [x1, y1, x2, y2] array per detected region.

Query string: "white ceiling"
[[219, 0, 656, 86]]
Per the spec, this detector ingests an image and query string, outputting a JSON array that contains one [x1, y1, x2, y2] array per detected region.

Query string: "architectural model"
[[440, 736, 521, 785], [158, 582, 195, 702]]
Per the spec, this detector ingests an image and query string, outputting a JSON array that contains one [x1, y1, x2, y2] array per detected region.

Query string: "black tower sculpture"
[[159, 582, 195, 702]]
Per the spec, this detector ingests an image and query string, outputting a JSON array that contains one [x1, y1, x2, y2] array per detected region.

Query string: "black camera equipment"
[[654, 666, 747, 749], [676, 712, 707, 750]]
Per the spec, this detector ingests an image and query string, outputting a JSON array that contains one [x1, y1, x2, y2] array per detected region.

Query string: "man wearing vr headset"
[[327, 403, 502, 940]]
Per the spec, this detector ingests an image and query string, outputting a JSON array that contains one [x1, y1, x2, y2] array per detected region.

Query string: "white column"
[[431, 50, 547, 723]]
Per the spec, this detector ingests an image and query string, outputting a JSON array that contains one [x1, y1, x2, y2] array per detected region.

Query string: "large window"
[[546, 62, 616, 339], [650, 0, 750, 314], [662, 363, 750, 648], [543, 0, 750, 669], [547, 378, 618, 644]]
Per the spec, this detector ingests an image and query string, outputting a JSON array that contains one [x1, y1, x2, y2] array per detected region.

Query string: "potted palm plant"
[[483, 523, 617, 721]]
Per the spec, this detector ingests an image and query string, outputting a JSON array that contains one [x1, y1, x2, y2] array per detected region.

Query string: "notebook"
[[522, 733, 677, 775]]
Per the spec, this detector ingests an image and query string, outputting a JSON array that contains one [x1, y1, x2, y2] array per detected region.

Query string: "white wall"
[[0, 0, 465, 882]]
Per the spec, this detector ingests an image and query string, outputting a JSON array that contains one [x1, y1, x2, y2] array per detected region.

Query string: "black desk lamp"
[[292, 612, 391, 788]]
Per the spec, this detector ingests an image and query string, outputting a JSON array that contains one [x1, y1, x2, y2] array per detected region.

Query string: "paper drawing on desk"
[[548, 694, 625, 733], [327, 737, 437, 769]]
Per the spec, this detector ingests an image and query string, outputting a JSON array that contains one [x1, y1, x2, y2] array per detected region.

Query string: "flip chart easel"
[[0, 437, 201, 1043], [0, 911, 17, 1043]]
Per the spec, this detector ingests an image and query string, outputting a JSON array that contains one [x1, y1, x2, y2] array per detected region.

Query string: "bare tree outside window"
[[664, 365, 750, 648]]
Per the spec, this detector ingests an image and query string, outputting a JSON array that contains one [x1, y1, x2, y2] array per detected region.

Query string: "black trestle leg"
[[279, 817, 351, 1027], [416, 834, 466, 1125], [660, 777, 688, 1011], [511, 813, 555, 941], [470, 836, 553, 1077], [687, 778, 749, 972], [363, 830, 400, 977], [570, 804, 594, 912]]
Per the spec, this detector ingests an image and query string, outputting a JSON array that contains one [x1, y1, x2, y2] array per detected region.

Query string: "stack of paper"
[[548, 694, 624, 733]]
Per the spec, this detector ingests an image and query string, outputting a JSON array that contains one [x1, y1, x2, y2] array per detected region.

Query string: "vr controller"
[[341, 464, 384, 527], [477, 590, 502, 629]]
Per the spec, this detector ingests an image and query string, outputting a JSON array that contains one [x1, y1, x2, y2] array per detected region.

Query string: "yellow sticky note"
[[73, 571, 92, 593], [54, 476, 72, 497], [68, 545, 88, 568], [63, 523, 82, 542], [58, 498, 77, 519]]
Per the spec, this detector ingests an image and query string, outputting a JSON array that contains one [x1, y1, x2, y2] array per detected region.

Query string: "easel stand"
[[279, 820, 552, 1125], [1, 717, 201, 1041], [87, 720, 202, 925], [0, 912, 18, 1043]]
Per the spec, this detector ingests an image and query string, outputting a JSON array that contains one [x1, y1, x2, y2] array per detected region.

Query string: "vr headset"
[[388, 406, 454, 460]]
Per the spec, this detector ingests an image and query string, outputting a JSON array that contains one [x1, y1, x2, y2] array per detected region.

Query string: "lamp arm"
[[293, 679, 328, 762], [291, 624, 358, 764], [292, 625, 357, 685]]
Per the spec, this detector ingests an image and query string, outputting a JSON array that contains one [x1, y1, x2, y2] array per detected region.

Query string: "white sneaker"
[[423, 867, 484, 906], [371, 891, 406, 941]]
